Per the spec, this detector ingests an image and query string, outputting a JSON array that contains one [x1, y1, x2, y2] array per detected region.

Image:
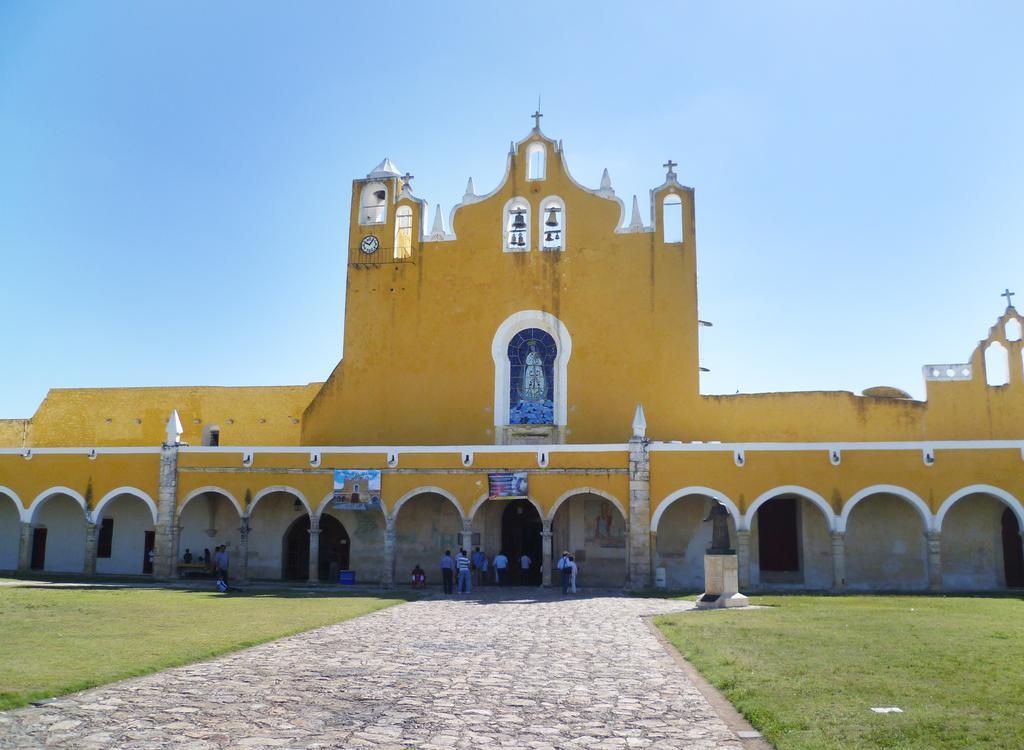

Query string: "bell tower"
[[348, 158, 403, 265]]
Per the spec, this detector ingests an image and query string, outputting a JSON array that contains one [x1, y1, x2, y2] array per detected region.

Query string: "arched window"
[[986, 342, 1010, 386], [504, 197, 531, 252], [360, 182, 387, 225], [663, 194, 683, 243], [527, 143, 545, 180], [394, 206, 413, 259], [540, 197, 564, 251], [508, 328, 557, 425], [201, 424, 220, 447]]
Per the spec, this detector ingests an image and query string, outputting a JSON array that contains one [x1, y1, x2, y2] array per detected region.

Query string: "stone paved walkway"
[[0, 590, 746, 749]]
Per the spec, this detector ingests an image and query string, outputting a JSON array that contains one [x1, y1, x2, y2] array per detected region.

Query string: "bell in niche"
[[544, 231, 554, 242], [512, 210, 527, 230], [545, 208, 560, 227], [516, 232, 526, 247]]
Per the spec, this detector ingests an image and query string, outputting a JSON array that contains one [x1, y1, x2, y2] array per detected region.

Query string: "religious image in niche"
[[508, 328, 556, 424]]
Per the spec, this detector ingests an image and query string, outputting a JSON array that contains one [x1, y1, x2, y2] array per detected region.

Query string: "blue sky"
[[2, 2, 1023, 418]]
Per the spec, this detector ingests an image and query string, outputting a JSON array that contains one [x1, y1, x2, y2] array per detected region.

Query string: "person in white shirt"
[[519, 553, 532, 585], [493, 550, 509, 586], [569, 554, 578, 593], [556, 551, 572, 595]]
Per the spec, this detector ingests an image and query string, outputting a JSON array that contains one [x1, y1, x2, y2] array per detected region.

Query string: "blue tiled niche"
[[508, 328, 556, 425]]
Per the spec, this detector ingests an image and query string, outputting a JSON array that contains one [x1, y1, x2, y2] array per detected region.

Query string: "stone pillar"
[[736, 530, 752, 589], [541, 521, 553, 587], [926, 530, 942, 592], [308, 516, 321, 583], [382, 515, 396, 587], [18, 522, 32, 572], [237, 517, 250, 582], [627, 437, 652, 589], [830, 531, 846, 591], [152, 444, 180, 580], [84, 522, 98, 576]]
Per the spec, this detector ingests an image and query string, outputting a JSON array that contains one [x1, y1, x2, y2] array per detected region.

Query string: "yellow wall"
[[0, 453, 160, 513]]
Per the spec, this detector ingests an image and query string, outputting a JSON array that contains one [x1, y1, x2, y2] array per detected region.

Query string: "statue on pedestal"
[[704, 499, 734, 555]]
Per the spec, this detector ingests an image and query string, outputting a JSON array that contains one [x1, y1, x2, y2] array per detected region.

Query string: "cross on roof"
[[532, 109, 543, 129], [401, 172, 414, 189], [1002, 288, 1015, 308], [663, 159, 678, 177]]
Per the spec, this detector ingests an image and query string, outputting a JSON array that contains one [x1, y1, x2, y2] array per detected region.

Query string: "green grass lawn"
[[657, 595, 1024, 750], [0, 582, 408, 711]]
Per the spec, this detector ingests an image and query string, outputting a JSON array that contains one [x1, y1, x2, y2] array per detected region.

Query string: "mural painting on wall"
[[332, 470, 382, 510], [489, 472, 529, 500], [508, 328, 556, 424], [585, 497, 626, 548]]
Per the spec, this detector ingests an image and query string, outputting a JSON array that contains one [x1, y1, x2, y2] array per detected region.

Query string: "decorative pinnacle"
[[430, 204, 445, 239], [632, 403, 647, 439], [629, 195, 644, 230], [464, 177, 475, 198], [600, 168, 612, 191], [166, 410, 183, 446]]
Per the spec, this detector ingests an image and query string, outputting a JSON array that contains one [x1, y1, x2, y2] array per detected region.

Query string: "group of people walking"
[[419, 547, 580, 594]]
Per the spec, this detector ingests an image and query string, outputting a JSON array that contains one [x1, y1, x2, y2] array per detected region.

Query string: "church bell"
[[512, 210, 527, 231], [545, 207, 560, 227]]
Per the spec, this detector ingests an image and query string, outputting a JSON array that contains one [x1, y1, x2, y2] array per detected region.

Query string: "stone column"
[[308, 516, 321, 583], [541, 521, 553, 587], [926, 531, 942, 592], [627, 436, 652, 589], [736, 530, 752, 590], [830, 531, 846, 591], [18, 522, 32, 572], [84, 522, 98, 576], [152, 444, 180, 580], [382, 515, 396, 587], [237, 517, 250, 582]]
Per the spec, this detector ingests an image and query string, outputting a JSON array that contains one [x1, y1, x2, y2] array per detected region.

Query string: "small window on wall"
[[360, 182, 387, 225], [97, 518, 114, 558], [202, 424, 220, 447], [527, 143, 545, 180], [540, 199, 564, 251], [395, 206, 413, 259], [505, 198, 530, 251], [663, 194, 683, 243]]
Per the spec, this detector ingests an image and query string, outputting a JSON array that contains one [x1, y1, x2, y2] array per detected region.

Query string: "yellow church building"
[[2, 116, 1023, 592]]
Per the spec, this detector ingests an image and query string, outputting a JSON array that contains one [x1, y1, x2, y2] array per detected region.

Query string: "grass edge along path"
[[0, 585, 411, 711], [655, 594, 1024, 750]]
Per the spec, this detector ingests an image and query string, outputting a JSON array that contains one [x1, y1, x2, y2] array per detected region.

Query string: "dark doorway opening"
[[1002, 508, 1024, 587], [502, 498, 542, 585], [282, 515, 351, 582], [758, 496, 801, 574], [30, 527, 47, 570], [142, 530, 155, 574]]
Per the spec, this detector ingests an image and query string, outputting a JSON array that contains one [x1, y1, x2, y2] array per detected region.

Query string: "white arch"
[[651, 487, 741, 534], [391, 486, 465, 522], [92, 487, 158, 525], [468, 492, 545, 523], [934, 484, 1024, 532], [547, 487, 625, 522], [28, 486, 89, 524], [0, 486, 25, 523], [838, 484, 932, 533], [250, 485, 312, 518], [491, 309, 573, 428], [743, 485, 837, 532], [177, 486, 243, 519]]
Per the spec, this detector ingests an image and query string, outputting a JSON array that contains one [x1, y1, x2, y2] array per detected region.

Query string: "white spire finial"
[[166, 410, 183, 446], [464, 177, 475, 199], [629, 195, 644, 231], [632, 403, 647, 439], [598, 168, 614, 197], [430, 204, 445, 240]]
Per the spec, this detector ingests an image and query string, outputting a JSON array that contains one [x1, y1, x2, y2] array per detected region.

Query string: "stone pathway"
[[0, 590, 748, 749]]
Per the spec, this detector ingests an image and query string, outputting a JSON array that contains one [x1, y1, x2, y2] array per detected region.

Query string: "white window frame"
[[491, 310, 572, 428]]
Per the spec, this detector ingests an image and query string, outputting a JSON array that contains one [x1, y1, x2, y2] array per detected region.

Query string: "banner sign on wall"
[[488, 472, 528, 500], [333, 469, 382, 510]]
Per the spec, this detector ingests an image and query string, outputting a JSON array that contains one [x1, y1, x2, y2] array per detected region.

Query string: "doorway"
[[1002, 508, 1024, 587], [30, 528, 47, 570], [501, 498, 542, 585], [282, 515, 351, 582], [758, 496, 800, 574], [142, 530, 155, 574]]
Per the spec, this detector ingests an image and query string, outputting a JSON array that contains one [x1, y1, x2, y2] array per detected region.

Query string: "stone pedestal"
[[18, 522, 32, 572], [84, 522, 98, 575], [308, 519, 321, 583], [696, 553, 749, 609], [541, 525, 553, 587]]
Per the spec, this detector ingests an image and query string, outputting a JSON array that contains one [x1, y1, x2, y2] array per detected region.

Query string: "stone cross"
[[1002, 288, 1015, 308], [663, 159, 677, 178], [532, 109, 543, 129], [401, 172, 414, 190]]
